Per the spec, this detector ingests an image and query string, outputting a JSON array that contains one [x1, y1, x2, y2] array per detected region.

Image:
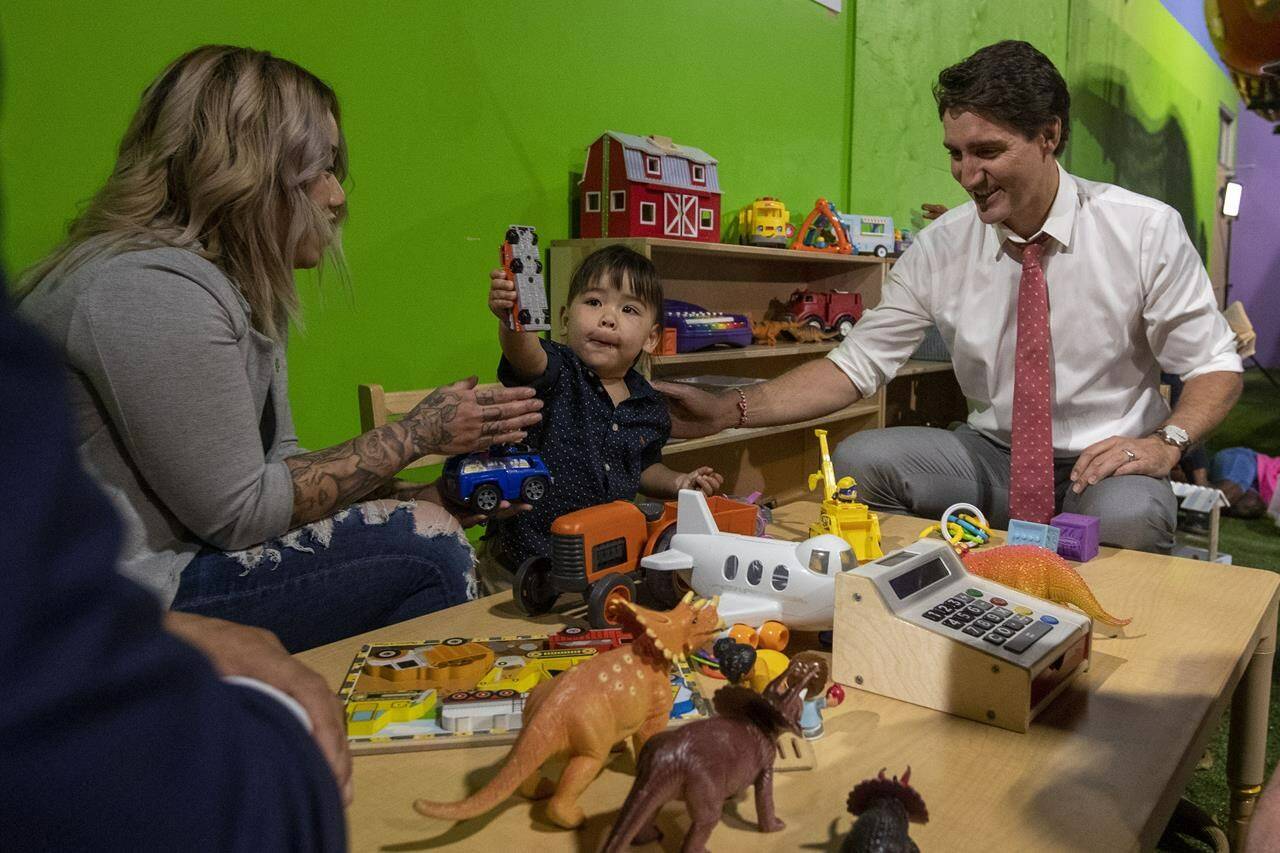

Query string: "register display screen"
[[888, 557, 951, 600]]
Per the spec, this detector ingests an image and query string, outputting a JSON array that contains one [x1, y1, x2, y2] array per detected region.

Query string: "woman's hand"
[[403, 377, 543, 457], [285, 378, 541, 528]]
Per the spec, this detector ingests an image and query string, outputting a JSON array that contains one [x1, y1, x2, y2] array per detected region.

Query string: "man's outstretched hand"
[[651, 381, 731, 439]]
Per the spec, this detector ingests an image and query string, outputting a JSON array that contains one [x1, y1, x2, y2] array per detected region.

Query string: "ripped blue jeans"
[[172, 499, 478, 652]]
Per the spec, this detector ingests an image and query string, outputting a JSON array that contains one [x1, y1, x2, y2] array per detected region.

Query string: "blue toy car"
[[442, 444, 552, 513]]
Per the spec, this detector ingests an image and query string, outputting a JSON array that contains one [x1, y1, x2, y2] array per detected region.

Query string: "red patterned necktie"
[[1008, 238, 1055, 524]]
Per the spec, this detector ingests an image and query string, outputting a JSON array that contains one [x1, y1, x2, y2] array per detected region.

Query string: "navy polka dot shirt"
[[488, 338, 670, 571]]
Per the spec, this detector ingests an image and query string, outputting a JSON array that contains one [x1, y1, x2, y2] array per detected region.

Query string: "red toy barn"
[[578, 131, 721, 243]]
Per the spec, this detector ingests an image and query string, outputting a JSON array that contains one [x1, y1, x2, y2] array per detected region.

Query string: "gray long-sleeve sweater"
[[18, 245, 300, 604]]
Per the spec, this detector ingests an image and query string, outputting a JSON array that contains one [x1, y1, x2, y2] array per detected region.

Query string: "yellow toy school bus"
[[738, 197, 795, 248]]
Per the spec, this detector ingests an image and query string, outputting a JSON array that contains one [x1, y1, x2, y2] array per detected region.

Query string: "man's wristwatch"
[[1153, 424, 1191, 451]]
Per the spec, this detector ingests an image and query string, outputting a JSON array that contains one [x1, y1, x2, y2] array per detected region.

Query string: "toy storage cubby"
[[549, 237, 964, 503]]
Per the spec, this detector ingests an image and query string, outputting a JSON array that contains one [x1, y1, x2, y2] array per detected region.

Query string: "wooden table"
[[297, 502, 1278, 852]]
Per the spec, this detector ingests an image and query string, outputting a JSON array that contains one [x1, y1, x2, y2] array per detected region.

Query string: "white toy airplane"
[[641, 489, 857, 630]]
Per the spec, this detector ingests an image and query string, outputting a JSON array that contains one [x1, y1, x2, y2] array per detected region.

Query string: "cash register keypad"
[[921, 590, 1052, 653]]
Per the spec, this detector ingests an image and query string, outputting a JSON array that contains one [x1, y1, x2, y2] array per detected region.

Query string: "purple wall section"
[[1161, 0, 1280, 366], [1230, 111, 1280, 367]]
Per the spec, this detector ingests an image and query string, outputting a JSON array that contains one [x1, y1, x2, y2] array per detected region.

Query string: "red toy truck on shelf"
[[784, 288, 865, 338], [578, 131, 721, 243]]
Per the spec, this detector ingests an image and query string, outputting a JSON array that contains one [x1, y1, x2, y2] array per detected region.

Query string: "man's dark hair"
[[934, 40, 1070, 155], [566, 244, 664, 326]]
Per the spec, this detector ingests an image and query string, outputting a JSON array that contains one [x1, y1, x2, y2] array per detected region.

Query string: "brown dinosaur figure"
[[962, 544, 1131, 627], [601, 658, 817, 853], [412, 592, 722, 829]]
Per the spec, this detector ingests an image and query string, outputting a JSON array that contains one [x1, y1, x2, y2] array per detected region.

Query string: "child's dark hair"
[[567, 245, 664, 327]]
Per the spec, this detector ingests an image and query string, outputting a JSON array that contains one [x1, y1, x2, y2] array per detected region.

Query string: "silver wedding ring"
[[1122, 448, 1137, 462]]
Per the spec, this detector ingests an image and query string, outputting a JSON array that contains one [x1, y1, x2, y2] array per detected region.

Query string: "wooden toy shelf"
[[548, 237, 964, 502], [651, 340, 838, 366]]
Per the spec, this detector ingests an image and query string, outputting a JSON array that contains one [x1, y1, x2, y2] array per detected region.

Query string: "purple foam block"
[[1051, 512, 1100, 562]]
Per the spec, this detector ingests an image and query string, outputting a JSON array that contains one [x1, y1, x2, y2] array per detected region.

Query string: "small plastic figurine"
[[842, 767, 929, 853], [413, 593, 721, 829], [712, 637, 757, 685], [807, 428, 882, 561], [962, 544, 1131, 628], [835, 477, 857, 502], [602, 658, 818, 853], [791, 651, 845, 740]]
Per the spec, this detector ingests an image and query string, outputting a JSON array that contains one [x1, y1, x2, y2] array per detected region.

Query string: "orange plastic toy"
[[413, 593, 723, 830], [962, 545, 1131, 627], [789, 198, 852, 254]]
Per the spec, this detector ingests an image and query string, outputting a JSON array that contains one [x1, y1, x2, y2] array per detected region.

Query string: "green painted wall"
[[1064, 0, 1237, 257], [847, 1, 1070, 229], [0, 0, 1235, 457], [1, 1, 854, 453], [849, 0, 1236, 255]]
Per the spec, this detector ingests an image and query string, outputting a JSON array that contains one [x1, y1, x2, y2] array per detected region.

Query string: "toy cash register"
[[833, 539, 1090, 732]]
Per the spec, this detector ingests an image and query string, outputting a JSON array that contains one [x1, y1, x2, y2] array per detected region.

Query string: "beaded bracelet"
[[733, 387, 748, 428]]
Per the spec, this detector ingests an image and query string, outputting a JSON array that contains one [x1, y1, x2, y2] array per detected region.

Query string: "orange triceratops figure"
[[412, 592, 723, 830], [962, 545, 1131, 627]]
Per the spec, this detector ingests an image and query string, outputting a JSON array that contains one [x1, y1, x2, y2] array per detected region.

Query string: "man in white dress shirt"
[[659, 41, 1242, 553]]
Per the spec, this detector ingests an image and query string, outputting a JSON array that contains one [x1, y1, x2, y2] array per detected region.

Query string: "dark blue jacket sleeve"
[[497, 336, 565, 396], [0, 298, 345, 852]]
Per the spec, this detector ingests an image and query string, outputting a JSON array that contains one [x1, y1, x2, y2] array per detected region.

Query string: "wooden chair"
[[357, 384, 446, 470]]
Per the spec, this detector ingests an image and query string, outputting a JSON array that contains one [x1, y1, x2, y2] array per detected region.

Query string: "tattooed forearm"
[[284, 420, 418, 526], [281, 381, 535, 527]]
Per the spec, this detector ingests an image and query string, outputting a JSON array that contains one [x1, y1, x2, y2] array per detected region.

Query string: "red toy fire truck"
[[784, 288, 864, 338]]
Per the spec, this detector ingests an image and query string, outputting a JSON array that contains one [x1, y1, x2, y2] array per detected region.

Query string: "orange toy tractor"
[[515, 496, 758, 627]]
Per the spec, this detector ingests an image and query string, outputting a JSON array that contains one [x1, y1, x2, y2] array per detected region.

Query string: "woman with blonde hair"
[[18, 45, 542, 652]]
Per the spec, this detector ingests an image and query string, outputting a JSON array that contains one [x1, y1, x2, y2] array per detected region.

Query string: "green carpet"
[[1165, 367, 1280, 850]]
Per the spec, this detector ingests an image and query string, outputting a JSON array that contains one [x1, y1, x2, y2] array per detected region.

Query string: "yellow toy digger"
[[808, 428, 883, 561]]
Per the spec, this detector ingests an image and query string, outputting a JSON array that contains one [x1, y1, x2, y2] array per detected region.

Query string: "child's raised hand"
[[674, 466, 723, 496], [489, 267, 517, 322]]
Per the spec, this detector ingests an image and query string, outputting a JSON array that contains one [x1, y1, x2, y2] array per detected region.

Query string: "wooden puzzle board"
[[339, 632, 710, 755]]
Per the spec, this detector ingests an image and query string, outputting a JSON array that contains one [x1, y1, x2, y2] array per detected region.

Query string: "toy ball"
[[826, 684, 845, 706]]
